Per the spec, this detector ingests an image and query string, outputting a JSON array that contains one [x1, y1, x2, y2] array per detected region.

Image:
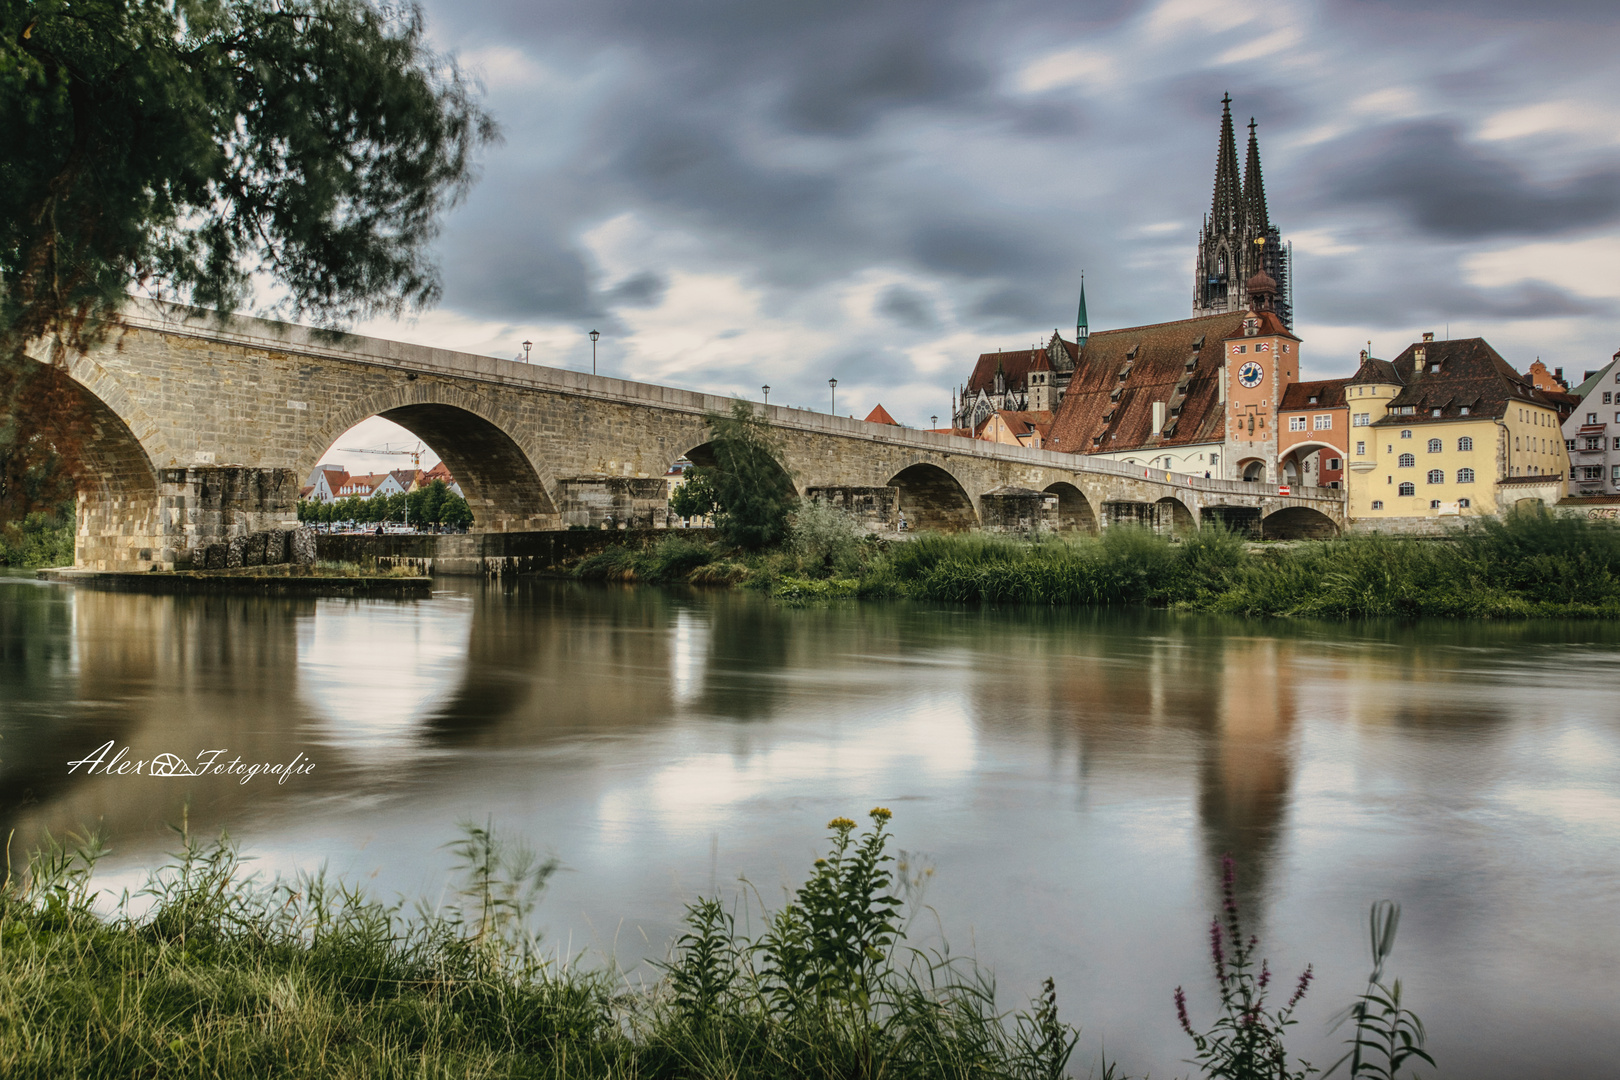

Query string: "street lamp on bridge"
[[762, 385, 770, 406], [828, 378, 837, 414], [589, 329, 600, 375]]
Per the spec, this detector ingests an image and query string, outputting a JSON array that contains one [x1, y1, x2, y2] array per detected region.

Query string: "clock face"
[[1238, 360, 1264, 388]]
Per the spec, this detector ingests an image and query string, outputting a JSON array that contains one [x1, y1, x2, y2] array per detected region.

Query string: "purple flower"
[[1175, 986, 1194, 1036], [1259, 958, 1271, 990], [1288, 965, 1314, 1009], [1209, 918, 1227, 982]]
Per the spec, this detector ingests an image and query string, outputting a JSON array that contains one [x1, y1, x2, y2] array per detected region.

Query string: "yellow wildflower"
[[828, 817, 857, 831], [869, 807, 892, 822]]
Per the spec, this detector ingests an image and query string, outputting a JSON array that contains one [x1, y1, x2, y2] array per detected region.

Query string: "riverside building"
[[1562, 352, 1620, 497], [1345, 334, 1569, 526]]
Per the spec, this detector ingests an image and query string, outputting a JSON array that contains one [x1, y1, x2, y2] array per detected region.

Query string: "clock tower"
[[1221, 271, 1298, 483]]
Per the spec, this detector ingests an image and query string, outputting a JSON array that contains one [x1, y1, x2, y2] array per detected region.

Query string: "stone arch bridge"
[[33, 302, 1344, 570]]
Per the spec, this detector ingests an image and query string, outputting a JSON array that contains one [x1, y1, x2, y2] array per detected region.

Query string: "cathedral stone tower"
[[1194, 95, 1291, 329]]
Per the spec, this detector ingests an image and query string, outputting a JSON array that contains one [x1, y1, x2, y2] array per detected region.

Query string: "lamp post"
[[589, 329, 600, 375], [932, 415, 938, 430], [522, 340, 532, 362], [828, 377, 837, 414], [762, 385, 770, 406]]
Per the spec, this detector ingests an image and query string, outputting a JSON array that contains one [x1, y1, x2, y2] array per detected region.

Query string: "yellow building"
[[1346, 334, 1569, 526]]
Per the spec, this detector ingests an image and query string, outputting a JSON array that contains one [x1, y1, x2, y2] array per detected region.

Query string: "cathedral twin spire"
[[1195, 94, 1290, 328]]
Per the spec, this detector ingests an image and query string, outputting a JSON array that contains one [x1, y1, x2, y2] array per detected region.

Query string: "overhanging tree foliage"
[[1, 0, 496, 521], [2, 0, 497, 352]]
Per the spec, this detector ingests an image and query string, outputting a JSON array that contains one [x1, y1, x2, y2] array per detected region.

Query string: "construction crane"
[[339, 442, 425, 469]]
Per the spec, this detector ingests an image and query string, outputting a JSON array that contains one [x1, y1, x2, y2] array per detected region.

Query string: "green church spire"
[[1076, 274, 1088, 346]]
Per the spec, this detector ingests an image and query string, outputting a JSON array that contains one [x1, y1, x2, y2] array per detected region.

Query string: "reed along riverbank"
[[572, 507, 1620, 619]]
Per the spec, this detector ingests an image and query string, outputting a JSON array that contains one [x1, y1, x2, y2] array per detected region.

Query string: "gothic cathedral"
[[1193, 94, 1291, 329]]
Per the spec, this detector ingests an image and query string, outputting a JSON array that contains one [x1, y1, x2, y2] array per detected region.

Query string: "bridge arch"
[[1238, 457, 1268, 483], [1154, 496, 1198, 535], [1043, 482, 1097, 534], [24, 364, 164, 570], [1279, 440, 1341, 487], [888, 462, 977, 532], [1261, 505, 1340, 539], [304, 387, 556, 531]]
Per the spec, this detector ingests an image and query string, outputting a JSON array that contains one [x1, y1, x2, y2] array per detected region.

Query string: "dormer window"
[[1429, 363, 1440, 373], [1308, 395, 1318, 404]]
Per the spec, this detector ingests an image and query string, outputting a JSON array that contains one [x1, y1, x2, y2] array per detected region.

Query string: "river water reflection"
[[3, 571, 1619, 1077]]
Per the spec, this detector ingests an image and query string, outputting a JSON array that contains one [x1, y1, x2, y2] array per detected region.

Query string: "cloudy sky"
[[332, 0, 1620, 469]]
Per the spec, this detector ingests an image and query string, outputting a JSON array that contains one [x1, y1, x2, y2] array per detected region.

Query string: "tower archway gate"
[[30, 301, 1344, 570]]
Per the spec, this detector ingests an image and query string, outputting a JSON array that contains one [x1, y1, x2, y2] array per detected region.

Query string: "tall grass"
[[569, 509, 1620, 619], [870, 511, 1620, 619], [0, 813, 1099, 1080]]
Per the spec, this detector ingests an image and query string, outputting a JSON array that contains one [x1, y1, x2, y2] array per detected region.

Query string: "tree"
[[2, 0, 496, 353], [701, 400, 797, 550], [1, 0, 496, 521], [668, 467, 716, 521]]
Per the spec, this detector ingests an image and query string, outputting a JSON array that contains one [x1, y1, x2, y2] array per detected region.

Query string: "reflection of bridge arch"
[[305, 388, 555, 531], [1043, 482, 1097, 533], [889, 462, 977, 531], [1261, 505, 1340, 539]]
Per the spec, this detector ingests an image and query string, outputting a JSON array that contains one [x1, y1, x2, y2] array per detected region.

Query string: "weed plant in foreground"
[[0, 812, 1094, 1080]]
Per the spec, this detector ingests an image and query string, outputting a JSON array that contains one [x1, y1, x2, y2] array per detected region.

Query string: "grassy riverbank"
[[574, 508, 1620, 619], [0, 815, 1094, 1080]]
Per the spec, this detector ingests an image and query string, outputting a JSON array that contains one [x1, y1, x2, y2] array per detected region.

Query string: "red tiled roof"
[[965, 346, 1044, 396], [864, 403, 900, 426], [1046, 309, 1294, 454], [1280, 379, 1349, 411]]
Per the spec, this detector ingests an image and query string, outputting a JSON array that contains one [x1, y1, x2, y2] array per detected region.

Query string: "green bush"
[[0, 507, 74, 567], [789, 499, 864, 578]]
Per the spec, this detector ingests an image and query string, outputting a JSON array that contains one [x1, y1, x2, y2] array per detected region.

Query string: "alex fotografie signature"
[[67, 741, 315, 785]]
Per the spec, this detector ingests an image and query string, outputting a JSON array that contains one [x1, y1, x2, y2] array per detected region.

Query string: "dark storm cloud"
[[1316, 122, 1620, 240], [606, 271, 668, 307], [877, 285, 936, 329], [1306, 275, 1612, 327]]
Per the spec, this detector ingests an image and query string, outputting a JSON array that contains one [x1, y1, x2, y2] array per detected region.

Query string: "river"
[[3, 569, 1618, 1077]]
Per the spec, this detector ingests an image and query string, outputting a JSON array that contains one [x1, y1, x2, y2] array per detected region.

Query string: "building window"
[[1210, 453, 1219, 465], [1582, 466, 1604, 480], [1372, 500, 1384, 510], [1605, 392, 1613, 404], [1401, 429, 1412, 438], [1430, 500, 1442, 509], [1457, 468, 1474, 483], [1314, 414, 1332, 429], [1567, 439, 1577, 450], [1353, 413, 1370, 426], [1613, 465, 1620, 481], [1460, 406, 1470, 415], [1459, 498, 1471, 509], [1427, 438, 1442, 452], [1355, 441, 1366, 455], [1289, 416, 1307, 431], [1398, 453, 1415, 467], [1588, 412, 1599, 423], [1427, 469, 1444, 484], [1431, 408, 1442, 417], [1614, 438, 1620, 451], [1328, 458, 1342, 470], [1458, 436, 1473, 451], [1399, 483, 1415, 496]]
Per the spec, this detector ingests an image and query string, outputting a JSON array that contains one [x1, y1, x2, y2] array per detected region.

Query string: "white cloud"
[[1011, 48, 1119, 94], [1462, 236, 1620, 298], [1478, 100, 1620, 144]]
